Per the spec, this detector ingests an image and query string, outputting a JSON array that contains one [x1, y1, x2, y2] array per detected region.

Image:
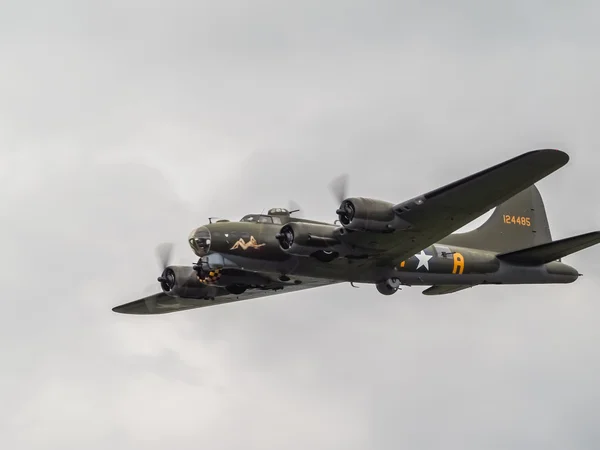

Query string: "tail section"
[[497, 231, 600, 265], [440, 185, 552, 253]]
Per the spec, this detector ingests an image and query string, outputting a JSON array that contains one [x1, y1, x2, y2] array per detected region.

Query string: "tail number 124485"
[[503, 215, 531, 226]]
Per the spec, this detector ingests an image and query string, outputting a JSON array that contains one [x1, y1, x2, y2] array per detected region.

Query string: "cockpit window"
[[241, 214, 274, 223]]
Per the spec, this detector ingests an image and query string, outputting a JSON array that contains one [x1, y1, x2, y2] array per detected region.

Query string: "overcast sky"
[[2, 1, 600, 449]]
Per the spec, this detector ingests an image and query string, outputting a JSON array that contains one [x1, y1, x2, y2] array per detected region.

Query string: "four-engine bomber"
[[113, 149, 600, 315]]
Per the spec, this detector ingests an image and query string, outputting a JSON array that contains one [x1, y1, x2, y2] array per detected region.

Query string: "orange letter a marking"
[[452, 252, 464, 274]]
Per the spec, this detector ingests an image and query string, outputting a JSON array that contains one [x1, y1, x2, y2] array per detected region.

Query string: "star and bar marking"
[[399, 249, 465, 274]]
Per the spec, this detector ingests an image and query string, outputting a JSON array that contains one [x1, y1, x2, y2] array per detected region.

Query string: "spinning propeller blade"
[[329, 174, 348, 204], [155, 242, 174, 271], [155, 242, 177, 292]]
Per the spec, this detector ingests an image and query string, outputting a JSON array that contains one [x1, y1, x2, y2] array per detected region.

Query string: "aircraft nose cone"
[[188, 226, 211, 257]]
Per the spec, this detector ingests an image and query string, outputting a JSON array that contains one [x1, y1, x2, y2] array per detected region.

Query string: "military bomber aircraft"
[[113, 149, 600, 315]]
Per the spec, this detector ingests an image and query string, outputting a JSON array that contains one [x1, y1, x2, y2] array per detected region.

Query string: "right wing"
[[112, 276, 339, 315], [342, 149, 569, 267]]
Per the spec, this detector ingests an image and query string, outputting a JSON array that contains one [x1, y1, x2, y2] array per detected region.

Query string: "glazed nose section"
[[188, 226, 211, 256]]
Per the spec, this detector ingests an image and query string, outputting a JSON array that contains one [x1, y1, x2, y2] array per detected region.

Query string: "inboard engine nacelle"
[[336, 197, 411, 232], [275, 222, 346, 258]]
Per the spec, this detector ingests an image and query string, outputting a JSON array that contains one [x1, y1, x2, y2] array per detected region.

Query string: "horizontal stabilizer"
[[496, 231, 600, 265], [422, 285, 474, 296]]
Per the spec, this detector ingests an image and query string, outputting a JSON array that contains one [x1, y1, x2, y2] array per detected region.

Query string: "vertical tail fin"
[[440, 185, 552, 253]]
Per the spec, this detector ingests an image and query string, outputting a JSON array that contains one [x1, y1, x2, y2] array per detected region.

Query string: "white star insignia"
[[415, 250, 433, 271]]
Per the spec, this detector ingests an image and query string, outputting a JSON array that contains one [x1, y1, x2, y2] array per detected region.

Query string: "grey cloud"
[[2, 0, 600, 449]]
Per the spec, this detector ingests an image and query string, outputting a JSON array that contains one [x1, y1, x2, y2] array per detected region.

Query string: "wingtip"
[[111, 305, 147, 315], [519, 149, 569, 172], [537, 148, 569, 164], [111, 303, 145, 314]]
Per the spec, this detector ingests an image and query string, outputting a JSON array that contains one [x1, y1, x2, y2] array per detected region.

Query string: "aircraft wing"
[[350, 149, 569, 267], [112, 277, 339, 315]]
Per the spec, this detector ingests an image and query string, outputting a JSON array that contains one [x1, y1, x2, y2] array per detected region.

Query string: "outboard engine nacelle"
[[157, 265, 210, 298], [336, 197, 410, 232]]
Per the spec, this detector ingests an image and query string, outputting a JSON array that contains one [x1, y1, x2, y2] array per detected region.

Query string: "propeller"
[[286, 174, 347, 219], [336, 200, 355, 225], [155, 242, 174, 271], [155, 242, 176, 291], [275, 225, 295, 250], [329, 173, 348, 204]]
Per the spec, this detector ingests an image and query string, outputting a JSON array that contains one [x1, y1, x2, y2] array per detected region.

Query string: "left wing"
[[347, 149, 569, 267], [112, 276, 339, 315]]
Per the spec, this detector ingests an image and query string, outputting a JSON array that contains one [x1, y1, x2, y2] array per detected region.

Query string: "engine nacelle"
[[275, 222, 345, 259], [192, 253, 271, 293], [157, 265, 211, 299], [336, 197, 409, 232]]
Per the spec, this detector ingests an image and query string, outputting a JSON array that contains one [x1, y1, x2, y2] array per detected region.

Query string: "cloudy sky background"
[[2, 1, 600, 448]]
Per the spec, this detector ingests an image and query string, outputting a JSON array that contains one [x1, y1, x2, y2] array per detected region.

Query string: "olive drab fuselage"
[[188, 208, 579, 289]]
